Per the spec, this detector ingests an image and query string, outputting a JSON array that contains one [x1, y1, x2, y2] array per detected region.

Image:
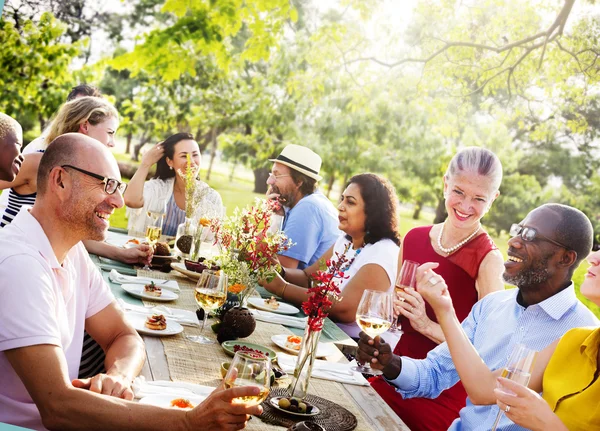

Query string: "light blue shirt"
[[280, 191, 341, 269], [388, 285, 599, 431]]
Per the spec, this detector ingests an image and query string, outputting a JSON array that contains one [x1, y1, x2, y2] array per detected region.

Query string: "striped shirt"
[[78, 332, 106, 378], [388, 285, 599, 431], [0, 189, 37, 228], [163, 193, 186, 237]]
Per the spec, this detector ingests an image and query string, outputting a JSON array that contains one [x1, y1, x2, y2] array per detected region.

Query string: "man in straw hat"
[[267, 144, 340, 269]]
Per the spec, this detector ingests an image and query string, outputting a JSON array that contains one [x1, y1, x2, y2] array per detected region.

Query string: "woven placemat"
[[260, 387, 357, 431]]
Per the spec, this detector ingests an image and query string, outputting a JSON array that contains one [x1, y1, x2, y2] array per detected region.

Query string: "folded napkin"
[[276, 352, 369, 386], [250, 309, 307, 329], [109, 269, 180, 292], [118, 299, 199, 327], [133, 376, 215, 399]]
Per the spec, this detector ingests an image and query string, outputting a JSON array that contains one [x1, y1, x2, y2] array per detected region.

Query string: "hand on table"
[[72, 372, 134, 400], [186, 383, 263, 431], [258, 272, 285, 296], [494, 377, 564, 431], [119, 243, 154, 266]]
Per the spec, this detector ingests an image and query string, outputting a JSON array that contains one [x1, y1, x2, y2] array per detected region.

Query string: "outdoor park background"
[[1, 0, 599, 317]]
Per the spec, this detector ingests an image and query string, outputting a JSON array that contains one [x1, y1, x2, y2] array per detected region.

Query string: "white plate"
[[248, 297, 300, 315], [271, 334, 337, 358], [170, 262, 201, 280], [269, 396, 320, 417], [106, 238, 142, 249], [139, 393, 206, 408], [121, 283, 179, 302], [125, 312, 184, 336]]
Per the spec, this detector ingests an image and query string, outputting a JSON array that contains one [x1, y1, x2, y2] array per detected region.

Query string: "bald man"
[[0, 113, 24, 181], [0, 133, 262, 430]]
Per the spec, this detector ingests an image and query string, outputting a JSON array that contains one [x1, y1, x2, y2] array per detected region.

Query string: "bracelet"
[[281, 282, 289, 299]]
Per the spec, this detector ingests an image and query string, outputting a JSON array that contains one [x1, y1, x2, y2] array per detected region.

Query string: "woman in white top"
[[124, 132, 223, 236], [261, 173, 401, 336]]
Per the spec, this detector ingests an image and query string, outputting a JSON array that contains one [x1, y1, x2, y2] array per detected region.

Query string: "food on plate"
[[144, 281, 162, 297], [264, 296, 280, 310], [126, 238, 140, 245], [284, 335, 302, 351], [184, 257, 221, 274], [144, 314, 167, 330], [154, 242, 171, 256], [232, 344, 270, 358], [170, 398, 195, 409], [277, 396, 314, 414]]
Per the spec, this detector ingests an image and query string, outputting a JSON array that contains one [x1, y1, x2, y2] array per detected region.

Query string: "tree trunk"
[[325, 174, 335, 198], [132, 134, 151, 161], [433, 197, 447, 224], [412, 200, 423, 220], [206, 128, 218, 181], [229, 163, 236, 182], [253, 167, 270, 194], [125, 131, 133, 155], [38, 114, 47, 133]]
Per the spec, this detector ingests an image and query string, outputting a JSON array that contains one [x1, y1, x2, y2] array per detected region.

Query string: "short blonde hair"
[[46, 97, 118, 144]]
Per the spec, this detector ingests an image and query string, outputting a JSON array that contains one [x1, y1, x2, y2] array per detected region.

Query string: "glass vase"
[[288, 325, 322, 399], [174, 217, 195, 259]]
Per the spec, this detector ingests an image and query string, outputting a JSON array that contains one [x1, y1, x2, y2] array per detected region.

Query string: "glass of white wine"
[[390, 259, 419, 332], [353, 289, 394, 375], [143, 209, 165, 270], [490, 344, 537, 431], [188, 270, 228, 344], [223, 351, 271, 406]]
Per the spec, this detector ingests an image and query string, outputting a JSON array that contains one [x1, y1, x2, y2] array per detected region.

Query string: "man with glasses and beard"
[[357, 203, 599, 431], [0, 134, 263, 430], [266, 144, 340, 269]]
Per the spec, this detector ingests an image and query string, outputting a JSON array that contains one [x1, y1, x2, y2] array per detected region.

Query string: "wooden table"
[[97, 232, 409, 431]]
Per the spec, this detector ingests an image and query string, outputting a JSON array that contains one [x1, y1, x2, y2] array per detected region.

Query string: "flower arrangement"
[[289, 243, 355, 399], [178, 154, 201, 219], [210, 198, 293, 306]]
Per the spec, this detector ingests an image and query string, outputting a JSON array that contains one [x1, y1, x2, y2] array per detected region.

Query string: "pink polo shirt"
[[0, 209, 114, 430]]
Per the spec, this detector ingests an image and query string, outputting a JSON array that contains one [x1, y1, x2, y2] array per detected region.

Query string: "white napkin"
[[118, 299, 200, 327], [250, 309, 307, 329], [109, 269, 180, 292], [132, 376, 215, 399], [276, 352, 369, 386]]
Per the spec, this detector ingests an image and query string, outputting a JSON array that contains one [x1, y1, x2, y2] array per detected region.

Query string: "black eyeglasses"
[[61, 165, 127, 195], [509, 224, 570, 250]]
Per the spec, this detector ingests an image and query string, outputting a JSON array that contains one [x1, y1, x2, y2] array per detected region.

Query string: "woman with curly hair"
[[261, 173, 401, 337]]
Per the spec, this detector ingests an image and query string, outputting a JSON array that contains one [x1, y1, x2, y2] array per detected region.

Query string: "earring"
[[169, 166, 173, 170]]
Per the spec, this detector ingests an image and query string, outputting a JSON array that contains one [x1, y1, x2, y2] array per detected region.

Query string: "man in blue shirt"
[[267, 144, 340, 269], [358, 204, 599, 431]]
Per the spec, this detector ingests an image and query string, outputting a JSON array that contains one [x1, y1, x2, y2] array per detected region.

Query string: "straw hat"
[[269, 144, 323, 181]]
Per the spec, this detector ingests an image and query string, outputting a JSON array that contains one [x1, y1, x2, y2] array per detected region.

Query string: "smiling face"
[[581, 250, 600, 307], [82, 116, 119, 147], [443, 171, 499, 230], [266, 162, 299, 207], [62, 150, 124, 241], [167, 139, 201, 177], [0, 127, 23, 181], [337, 183, 366, 238], [503, 208, 564, 288]]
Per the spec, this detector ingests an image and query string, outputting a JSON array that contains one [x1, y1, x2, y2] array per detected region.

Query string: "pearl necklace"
[[437, 222, 481, 254]]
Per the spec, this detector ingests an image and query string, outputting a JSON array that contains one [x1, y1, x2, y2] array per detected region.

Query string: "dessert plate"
[[170, 262, 201, 280], [121, 283, 179, 302], [125, 311, 184, 336], [271, 334, 337, 358], [139, 394, 206, 409], [247, 297, 300, 315], [221, 340, 277, 362]]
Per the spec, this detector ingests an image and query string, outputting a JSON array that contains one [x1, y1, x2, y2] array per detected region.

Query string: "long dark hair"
[[345, 173, 401, 246], [154, 132, 195, 180]]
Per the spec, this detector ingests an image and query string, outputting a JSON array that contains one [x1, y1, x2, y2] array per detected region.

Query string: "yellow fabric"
[[542, 326, 600, 431]]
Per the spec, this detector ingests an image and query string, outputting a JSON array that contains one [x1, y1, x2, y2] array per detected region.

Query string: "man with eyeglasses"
[[357, 203, 599, 431], [0, 134, 262, 430], [266, 144, 340, 269]]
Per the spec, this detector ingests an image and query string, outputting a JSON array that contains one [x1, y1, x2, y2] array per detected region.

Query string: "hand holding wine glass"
[[490, 344, 537, 431], [352, 289, 394, 375], [223, 351, 271, 406], [188, 270, 228, 344], [390, 260, 419, 332]]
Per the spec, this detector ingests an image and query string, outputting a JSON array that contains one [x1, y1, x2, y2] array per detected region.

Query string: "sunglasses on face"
[[61, 165, 127, 195], [509, 224, 571, 250]]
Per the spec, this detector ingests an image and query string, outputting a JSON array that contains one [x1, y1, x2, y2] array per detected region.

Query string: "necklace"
[[341, 244, 363, 272], [437, 222, 481, 254]]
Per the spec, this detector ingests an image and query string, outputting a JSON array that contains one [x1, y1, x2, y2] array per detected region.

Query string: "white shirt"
[[0, 209, 114, 430]]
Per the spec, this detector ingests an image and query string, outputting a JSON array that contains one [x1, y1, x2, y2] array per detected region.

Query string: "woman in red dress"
[[371, 147, 506, 431]]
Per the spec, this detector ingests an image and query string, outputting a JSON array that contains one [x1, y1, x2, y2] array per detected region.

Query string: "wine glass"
[[267, 214, 285, 235], [143, 209, 165, 270], [223, 351, 271, 406], [353, 289, 394, 375], [188, 270, 228, 344], [490, 344, 537, 431], [390, 259, 419, 332]]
